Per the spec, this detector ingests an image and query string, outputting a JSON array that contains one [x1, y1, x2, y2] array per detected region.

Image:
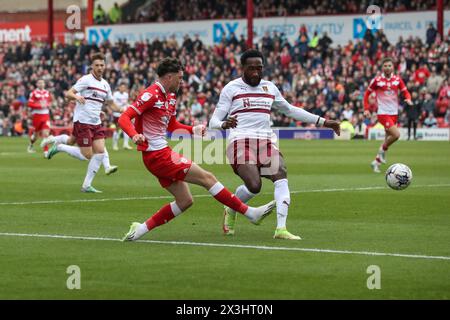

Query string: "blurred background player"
[[118, 57, 276, 241], [46, 53, 122, 193], [209, 49, 341, 240], [364, 57, 413, 173], [111, 82, 132, 150], [27, 79, 53, 157]]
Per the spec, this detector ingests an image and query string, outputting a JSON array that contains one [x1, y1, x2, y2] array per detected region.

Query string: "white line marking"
[[0, 232, 449, 261], [1, 184, 449, 206]]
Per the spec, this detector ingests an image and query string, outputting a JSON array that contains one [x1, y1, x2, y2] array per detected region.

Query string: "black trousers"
[[407, 119, 417, 139]]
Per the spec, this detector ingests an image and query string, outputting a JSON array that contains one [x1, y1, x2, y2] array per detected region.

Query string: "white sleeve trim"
[[130, 105, 141, 115]]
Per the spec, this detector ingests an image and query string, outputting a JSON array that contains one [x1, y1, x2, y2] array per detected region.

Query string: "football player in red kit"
[[27, 79, 52, 157], [119, 58, 276, 241], [364, 57, 413, 173]]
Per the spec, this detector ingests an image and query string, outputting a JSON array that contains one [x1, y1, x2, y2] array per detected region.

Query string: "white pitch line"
[[0, 232, 449, 261], [1, 184, 450, 206]]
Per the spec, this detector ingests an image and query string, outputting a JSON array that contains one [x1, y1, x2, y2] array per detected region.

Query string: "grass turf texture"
[[0, 137, 449, 299]]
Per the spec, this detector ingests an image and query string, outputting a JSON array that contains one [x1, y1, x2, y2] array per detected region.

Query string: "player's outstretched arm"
[[274, 98, 340, 135], [107, 100, 126, 113], [323, 120, 341, 136]]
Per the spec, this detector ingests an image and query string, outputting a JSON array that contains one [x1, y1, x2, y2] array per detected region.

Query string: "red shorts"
[[226, 138, 282, 175], [377, 115, 398, 129], [142, 147, 192, 188], [72, 121, 106, 147], [113, 116, 120, 127], [32, 114, 50, 132]]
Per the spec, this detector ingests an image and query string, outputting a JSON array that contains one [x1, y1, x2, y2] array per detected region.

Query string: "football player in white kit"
[[44, 53, 122, 192], [112, 83, 132, 150], [209, 49, 340, 239]]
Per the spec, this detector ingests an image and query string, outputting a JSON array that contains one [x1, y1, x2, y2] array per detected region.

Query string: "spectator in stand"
[[414, 62, 431, 85], [422, 92, 436, 116], [94, 4, 106, 25], [109, 3, 122, 24], [426, 66, 444, 98], [436, 79, 450, 116], [426, 23, 438, 48], [445, 108, 450, 126], [423, 112, 438, 128]]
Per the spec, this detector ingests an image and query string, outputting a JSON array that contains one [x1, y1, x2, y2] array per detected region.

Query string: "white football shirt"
[[211, 77, 321, 143], [112, 91, 129, 117], [72, 73, 113, 125]]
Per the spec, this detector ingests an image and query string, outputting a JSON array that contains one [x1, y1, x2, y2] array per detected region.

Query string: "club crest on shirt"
[[262, 86, 268, 92], [243, 98, 250, 108], [154, 100, 165, 108]]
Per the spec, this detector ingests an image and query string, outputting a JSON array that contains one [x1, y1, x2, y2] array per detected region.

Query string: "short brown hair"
[[381, 57, 394, 66], [91, 52, 105, 63], [156, 58, 183, 77]]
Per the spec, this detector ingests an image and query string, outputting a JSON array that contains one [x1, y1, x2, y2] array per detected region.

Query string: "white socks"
[[228, 185, 256, 214], [82, 153, 104, 188], [123, 133, 130, 147], [112, 131, 119, 147], [56, 144, 87, 161], [54, 134, 69, 145], [274, 179, 290, 229], [102, 148, 111, 170]]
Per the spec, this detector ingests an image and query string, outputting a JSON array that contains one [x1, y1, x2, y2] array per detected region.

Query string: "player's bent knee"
[[202, 171, 217, 186], [246, 181, 262, 194]]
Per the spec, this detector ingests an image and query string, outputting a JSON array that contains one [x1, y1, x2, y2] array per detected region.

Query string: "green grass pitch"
[[0, 137, 449, 299]]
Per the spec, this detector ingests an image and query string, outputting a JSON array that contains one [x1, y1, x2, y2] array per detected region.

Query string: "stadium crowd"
[[94, 0, 450, 24], [0, 24, 449, 138]]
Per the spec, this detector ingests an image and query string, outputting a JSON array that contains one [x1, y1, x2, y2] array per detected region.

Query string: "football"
[[385, 163, 413, 190]]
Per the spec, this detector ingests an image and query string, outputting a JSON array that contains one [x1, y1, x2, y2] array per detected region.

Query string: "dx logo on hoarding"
[[213, 22, 239, 43]]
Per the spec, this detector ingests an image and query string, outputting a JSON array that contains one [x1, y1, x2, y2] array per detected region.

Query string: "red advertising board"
[[0, 10, 87, 42]]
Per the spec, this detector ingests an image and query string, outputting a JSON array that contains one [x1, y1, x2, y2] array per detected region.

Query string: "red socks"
[[209, 182, 248, 214], [145, 203, 175, 231]]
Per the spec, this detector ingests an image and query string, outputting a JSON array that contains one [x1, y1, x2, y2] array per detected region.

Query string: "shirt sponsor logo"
[[141, 92, 152, 101]]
